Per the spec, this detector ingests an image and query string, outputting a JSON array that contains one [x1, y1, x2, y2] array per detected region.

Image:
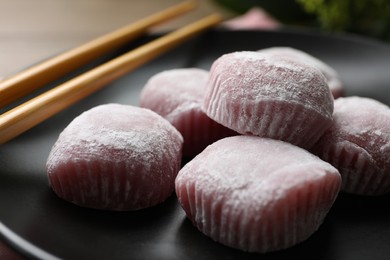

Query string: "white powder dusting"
[[328, 96, 390, 171], [45, 103, 185, 210], [140, 68, 209, 120], [203, 51, 334, 134], [258, 46, 343, 95], [177, 136, 339, 202], [203, 51, 334, 148], [175, 136, 341, 251]]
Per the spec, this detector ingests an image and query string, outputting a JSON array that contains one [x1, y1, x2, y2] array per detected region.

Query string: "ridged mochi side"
[[311, 96, 390, 195], [140, 68, 236, 157], [176, 136, 341, 253], [203, 51, 334, 149], [46, 104, 183, 210]]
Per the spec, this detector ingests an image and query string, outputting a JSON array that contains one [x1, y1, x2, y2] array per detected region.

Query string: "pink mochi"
[[140, 68, 236, 157], [258, 47, 344, 98], [203, 51, 334, 149], [175, 136, 341, 253], [46, 104, 183, 211], [311, 96, 390, 195]]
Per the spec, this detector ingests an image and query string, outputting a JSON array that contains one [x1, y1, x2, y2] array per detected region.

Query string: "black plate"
[[1, 29, 390, 260]]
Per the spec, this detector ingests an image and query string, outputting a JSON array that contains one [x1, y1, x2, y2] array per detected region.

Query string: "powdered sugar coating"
[[140, 68, 207, 119], [140, 68, 236, 157], [311, 96, 390, 195], [176, 136, 341, 253], [203, 51, 334, 149], [46, 104, 183, 210], [258, 47, 344, 98]]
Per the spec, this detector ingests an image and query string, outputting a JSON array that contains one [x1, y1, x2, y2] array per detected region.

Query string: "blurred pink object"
[[0, 241, 23, 260], [223, 7, 281, 30]]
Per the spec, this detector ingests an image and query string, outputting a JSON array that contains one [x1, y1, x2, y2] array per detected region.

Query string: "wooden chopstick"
[[0, 0, 196, 108], [0, 14, 222, 144]]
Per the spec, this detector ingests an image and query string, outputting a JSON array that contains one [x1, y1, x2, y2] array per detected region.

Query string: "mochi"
[[46, 104, 183, 210], [176, 136, 341, 253], [311, 96, 390, 195], [203, 51, 334, 149], [140, 68, 236, 157]]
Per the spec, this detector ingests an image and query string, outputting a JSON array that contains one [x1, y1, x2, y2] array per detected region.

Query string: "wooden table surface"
[[0, 0, 233, 258], [0, 0, 233, 80]]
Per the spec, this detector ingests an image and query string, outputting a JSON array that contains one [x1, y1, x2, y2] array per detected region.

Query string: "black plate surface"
[[1, 29, 390, 260]]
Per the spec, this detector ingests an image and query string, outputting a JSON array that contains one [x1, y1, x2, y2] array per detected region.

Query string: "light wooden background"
[[0, 0, 234, 80]]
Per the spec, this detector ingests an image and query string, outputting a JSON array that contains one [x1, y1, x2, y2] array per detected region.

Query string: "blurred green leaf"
[[213, 0, 390, 40], [296, 0, 390, 40]]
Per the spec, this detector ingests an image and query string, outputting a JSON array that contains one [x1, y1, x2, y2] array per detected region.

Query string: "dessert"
[[46, 104, 183, 210], [311, 96, 390, 195], [203, 51, 334, 149], [176, 136, 341, 253], [140, 68, 235, 157]]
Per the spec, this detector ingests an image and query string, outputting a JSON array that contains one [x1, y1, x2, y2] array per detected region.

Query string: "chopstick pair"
[[0, 1, 222, 145]]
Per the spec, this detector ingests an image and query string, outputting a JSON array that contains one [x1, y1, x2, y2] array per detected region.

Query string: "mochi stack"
[[46, 47, 390, 254]]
